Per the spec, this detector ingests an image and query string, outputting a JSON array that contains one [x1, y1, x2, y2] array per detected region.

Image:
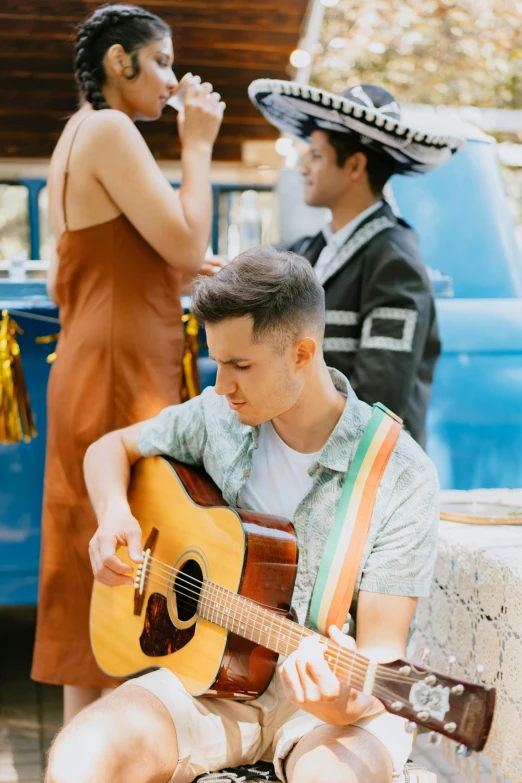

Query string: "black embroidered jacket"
[[289, 202, 441, 447]]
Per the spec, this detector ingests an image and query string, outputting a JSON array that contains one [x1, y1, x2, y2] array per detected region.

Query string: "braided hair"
[[74, 4, 170, 110]]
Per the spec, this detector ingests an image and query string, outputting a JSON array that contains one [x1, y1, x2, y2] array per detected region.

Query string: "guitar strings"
[[136, 576, 427, 710], [144, 565, 365, 660], [127, 555, 461, 729], [135, 568, 450, 716], [140, 568, 436, 685], [144, 557, 303, 619], [136, 574, 419, 701], [137, 568, 414, 694], [140, 556, 424, 686], [139, 557, 426, 684], [137, 570, 370, 681]]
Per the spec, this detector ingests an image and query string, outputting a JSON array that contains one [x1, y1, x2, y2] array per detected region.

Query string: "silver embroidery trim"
[[360, 307, 418, 353], [318, 217, 395, 285], [325, 310, 360, 326], [323, 337, 359, 353]]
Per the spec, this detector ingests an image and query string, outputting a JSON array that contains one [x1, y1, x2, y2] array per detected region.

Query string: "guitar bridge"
[[134, 527, 159, 616]]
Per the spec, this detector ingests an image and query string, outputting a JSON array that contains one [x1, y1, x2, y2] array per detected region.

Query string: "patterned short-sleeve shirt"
[[138, 369, 439, 627]]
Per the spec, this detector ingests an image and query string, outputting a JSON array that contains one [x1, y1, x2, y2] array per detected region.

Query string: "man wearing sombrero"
[[249, 79, 464, 447]]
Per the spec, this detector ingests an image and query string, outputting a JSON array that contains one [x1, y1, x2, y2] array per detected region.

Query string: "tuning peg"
[[474, 664, 485, 683], [421, 647, 431, 666], [405, 721, 417, 735], [428, 731, 442, 746], [447, 654, 456, 675], [456, 744, 473, 758]]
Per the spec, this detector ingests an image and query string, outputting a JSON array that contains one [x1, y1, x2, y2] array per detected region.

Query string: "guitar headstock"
[[374, 657, 496, 752]]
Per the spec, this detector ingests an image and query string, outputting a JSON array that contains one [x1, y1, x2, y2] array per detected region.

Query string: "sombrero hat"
[[248, 79, 465, 174]]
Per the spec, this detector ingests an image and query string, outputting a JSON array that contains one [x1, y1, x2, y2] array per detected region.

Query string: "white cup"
[[166, 73, 202, 111], [9, 249, 27, 281]]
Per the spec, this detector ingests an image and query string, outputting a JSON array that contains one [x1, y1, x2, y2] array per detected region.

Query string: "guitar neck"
[[199, 581, 371, 694]]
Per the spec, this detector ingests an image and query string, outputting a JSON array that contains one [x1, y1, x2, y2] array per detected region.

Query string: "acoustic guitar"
[[90, 456, 495, 753]]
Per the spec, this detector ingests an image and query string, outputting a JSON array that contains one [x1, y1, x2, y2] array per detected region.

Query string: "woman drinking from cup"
[[31, 3, 224, 722]]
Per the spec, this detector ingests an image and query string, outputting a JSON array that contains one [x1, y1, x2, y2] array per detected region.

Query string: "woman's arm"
[[89, 83, 224, 273]]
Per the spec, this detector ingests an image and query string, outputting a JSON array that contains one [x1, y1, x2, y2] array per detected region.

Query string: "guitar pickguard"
[[140, 592, 195, 656]]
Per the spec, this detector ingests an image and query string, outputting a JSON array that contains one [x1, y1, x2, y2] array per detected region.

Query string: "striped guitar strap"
[[310, 403, 403, 635]]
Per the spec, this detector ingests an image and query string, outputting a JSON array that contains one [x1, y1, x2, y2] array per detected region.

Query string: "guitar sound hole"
[[175, 559, 203, 621]]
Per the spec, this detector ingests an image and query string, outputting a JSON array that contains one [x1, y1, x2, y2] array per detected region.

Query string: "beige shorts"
[[122, 668, 414, 783]]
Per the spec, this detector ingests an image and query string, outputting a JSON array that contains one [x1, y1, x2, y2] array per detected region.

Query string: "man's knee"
[[289, 751, 360, 783], [287, 725, 392, 783], [46, 703, 117, 783], [46, 685, 178, 783]]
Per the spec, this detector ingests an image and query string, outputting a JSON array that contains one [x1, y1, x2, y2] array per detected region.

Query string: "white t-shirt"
[[239, 421, 320, 521]]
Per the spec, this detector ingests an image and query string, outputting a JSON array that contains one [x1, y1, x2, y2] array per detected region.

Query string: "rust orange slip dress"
[[31, 117, 183, 687]]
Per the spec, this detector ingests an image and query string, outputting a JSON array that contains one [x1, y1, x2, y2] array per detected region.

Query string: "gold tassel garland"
[[180, 312, 201, 402], [0, 304, 199, 444], [34, 333, 60, 364], [0, 310, 37, 444]]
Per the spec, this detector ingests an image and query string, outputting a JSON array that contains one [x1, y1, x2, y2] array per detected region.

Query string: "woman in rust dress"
[[31, 3, 224, 722]]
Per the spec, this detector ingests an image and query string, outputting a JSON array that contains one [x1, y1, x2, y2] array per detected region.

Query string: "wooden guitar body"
[[90, 456, 298, 699]]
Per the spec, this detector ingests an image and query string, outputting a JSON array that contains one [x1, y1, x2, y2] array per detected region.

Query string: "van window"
[[0, 183, 30, 261]]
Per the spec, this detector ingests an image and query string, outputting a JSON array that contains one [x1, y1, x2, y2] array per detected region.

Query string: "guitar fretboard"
[[198, 581, 368, 691]]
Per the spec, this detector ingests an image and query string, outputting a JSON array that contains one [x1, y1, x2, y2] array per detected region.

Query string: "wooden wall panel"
[[0, 13, 304, 38], [0, 0, 308, 161], [0, 45, 294, 70]]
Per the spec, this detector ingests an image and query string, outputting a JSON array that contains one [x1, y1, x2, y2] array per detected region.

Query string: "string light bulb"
[[289, 49, 312, 68], [275, 138, 293, 156]]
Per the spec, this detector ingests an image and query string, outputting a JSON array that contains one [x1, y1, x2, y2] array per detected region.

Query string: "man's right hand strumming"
[[89, 503, 143, 587], [84, 422, 145, 587]]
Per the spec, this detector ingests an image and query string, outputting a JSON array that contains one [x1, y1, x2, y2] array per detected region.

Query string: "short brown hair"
[[192, 245, 325, 351]]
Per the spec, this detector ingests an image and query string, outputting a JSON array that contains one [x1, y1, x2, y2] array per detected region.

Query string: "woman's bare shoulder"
[[86, 108, 140, 140], [80, 109, 148, 165], [51, 109, 99, 158], [51, 108, 146, 177], [57, 108, 139, 150]]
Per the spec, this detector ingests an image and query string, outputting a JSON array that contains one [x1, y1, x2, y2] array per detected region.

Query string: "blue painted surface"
[[391, 141, 522, 490], [20, 178, 46, 261], [392, 142, 522, 298], [0, 292, 56, 605], [427, 299, 522, 489]]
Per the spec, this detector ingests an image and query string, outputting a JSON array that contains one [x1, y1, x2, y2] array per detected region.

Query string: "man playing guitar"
[[46, 246, 439, 783]]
